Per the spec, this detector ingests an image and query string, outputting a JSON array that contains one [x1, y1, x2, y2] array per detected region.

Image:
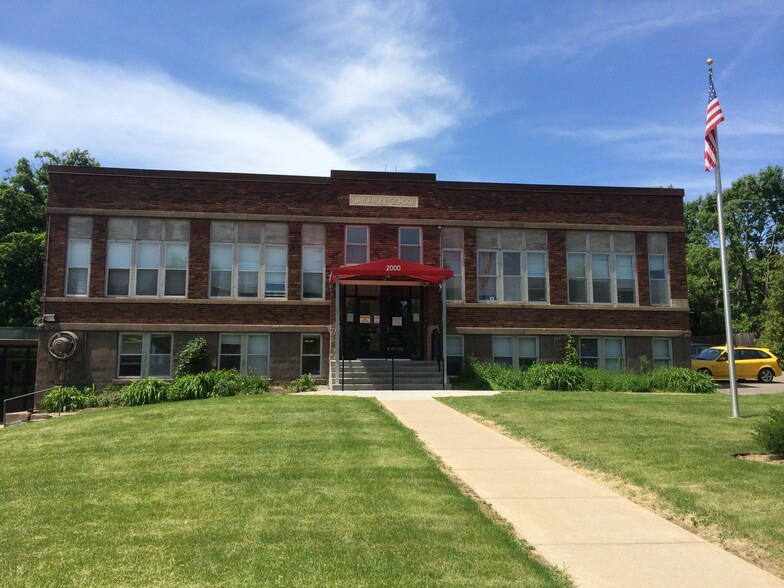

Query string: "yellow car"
[[691, 346, 782, 383]]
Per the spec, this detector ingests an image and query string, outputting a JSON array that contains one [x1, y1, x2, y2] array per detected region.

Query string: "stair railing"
[[431, 329, 444, 390]]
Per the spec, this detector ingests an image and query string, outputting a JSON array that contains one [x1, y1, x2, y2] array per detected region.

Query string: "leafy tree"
[[0, 149, 99, 325], [685, 165, 783, 335], [758, 256, 784, 358]]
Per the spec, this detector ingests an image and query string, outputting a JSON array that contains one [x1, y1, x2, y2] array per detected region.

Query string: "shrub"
[[465, 361, 525, 391], [286, 373, 318, 393], [174, 337, 209, 378], [41, 386, 86, 413], [649, 367, 715, 394], [752, 407, 784, 457], [120, 378, 170, 406], [563, 335, 579, 367], [87, 388, 123, 408], [236, 373, 271, 395], [582, 368, 651, 392], [523, 363, 586, 391], [168, 372, 213, 402]]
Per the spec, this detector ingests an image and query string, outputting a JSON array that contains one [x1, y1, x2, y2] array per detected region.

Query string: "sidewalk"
[[380, 397, 784, 588]]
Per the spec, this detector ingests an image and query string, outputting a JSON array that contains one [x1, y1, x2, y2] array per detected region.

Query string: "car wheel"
[[758, 368, 775, 383], [697, 368, 712, 377]]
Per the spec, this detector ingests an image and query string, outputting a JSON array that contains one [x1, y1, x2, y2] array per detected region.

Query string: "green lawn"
[[0, 395, 569, 587], [441, 391, 784, 574]]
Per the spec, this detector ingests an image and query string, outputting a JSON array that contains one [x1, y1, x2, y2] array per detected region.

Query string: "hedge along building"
[[36, 166, 690, 391]]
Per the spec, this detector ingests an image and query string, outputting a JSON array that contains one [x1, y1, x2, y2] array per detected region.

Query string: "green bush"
[[523, 362, 586, 391], [464, 359, 716, 394], [752, 407, 784, 457], [41, 386, 87, 413], [169, 372, 213, 402], [563, 335, 579, 367], [235, 373, 271, 395], [174, 337, 209, 378], [120, 378, 170, 406], [286, 373, 318, 393], [649, 367, 715, 394]]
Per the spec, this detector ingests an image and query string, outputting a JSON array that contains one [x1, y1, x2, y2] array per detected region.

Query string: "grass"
[[0, 395, 569, 587], [441, 391, 784, 574]]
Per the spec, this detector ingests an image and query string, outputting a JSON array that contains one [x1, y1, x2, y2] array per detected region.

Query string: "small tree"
[[564, 335, 579, 367], [175, 337, 209, 378], [758, 255, 784, 358]]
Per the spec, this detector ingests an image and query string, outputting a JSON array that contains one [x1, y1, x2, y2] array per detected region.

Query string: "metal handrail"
[[431, 329, 444, 390], [2, 387, 54, 427]]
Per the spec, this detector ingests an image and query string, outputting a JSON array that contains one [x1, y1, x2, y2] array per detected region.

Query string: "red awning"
[[330, 258, 454, 284]]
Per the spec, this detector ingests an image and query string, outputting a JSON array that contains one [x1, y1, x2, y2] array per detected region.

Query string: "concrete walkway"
[[379, 397, 784, 588]]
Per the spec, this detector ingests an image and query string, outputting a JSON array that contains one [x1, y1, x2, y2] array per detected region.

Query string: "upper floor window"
[[345, 226, 368, 265], [106, 219, 189, 297], [566, 232, 636, 305], [302, 224, 326, 299], [66, 216, 92, 296], [118, 333, 172, 378], [210, 222, 288, 299], [441, 227, 464, 302], [648, 233, 669, 305], [399, 227, 422, 263], [477, 229, 548, 303]]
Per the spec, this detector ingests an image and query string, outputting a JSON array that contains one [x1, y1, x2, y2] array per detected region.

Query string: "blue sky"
[[1, 0, 782, 200]]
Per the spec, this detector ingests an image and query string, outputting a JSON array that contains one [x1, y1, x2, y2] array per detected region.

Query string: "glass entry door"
[[343, 291, 422, 360]]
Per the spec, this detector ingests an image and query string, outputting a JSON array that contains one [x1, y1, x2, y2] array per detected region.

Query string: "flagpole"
[[707, 58, 740, 418]]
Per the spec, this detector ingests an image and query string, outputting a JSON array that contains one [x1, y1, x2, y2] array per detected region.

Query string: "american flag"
[[704, 75, 725, 171]]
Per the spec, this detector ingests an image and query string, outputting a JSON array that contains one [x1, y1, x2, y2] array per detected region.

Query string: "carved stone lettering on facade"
[[349, 194, 419, 208]]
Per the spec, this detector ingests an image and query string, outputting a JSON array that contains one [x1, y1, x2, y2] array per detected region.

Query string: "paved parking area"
[[715, 375, 784, 395]]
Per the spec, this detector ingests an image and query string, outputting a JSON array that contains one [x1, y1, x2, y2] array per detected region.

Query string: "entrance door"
[[344, 296, 417, 359]]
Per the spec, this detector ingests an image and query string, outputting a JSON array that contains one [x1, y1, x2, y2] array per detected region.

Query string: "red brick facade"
[[37, 166, 690, 389]]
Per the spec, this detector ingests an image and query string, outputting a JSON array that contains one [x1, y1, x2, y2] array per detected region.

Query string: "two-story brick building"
[[36, 166, 690, 390]]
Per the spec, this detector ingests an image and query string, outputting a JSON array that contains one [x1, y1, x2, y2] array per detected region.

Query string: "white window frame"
[[209, 223, 288, 300], [66, 238, 91, 296], [300, 334, 322, 376], [492, 336, 539, 368], [567, 232, 637, 305], [399, 227, 422, 263], [649, 254, 670, 305], [117, 333, 173, 379], [345, 226, 369, 265], [218, 333, 270, 376], [302, 245, 325, 299], [579, 337, 626, 371], [446, 335, 464, 377], [652, 338, 672, 368], [106, 220, 188, 298], [477, 230, 548, 303], [442, 249, 464, 302]]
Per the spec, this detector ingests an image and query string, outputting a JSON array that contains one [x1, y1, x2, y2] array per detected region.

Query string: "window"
[[118, 333, 172, 378], [301, 334, 322, 376], [345, 226, 368, 264], [219, 333, 270, 375], [302, 224, 326, 299], [477, 229, 548, 302], [446, 335, 463, 376], [566, 232, 636, 304], [441, 228, 464, 302], [66, 216, 92, 296], [652, 339, 672, 368], [209, 222, 288, 299], [579, 337, 625, 371], [492, 336, 539, 368], [648, 233, 669, 305], [399, 227, 422, 263], [106, 219, 189, 297]]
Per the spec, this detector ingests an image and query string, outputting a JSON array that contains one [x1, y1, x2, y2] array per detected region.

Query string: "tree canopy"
[[685, 164, 783, 335], [0, 149, 99, 326]]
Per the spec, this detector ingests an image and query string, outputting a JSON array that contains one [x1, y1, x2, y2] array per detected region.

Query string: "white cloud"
[[240, 0, 466, 161], [0, 47, 350, 175]]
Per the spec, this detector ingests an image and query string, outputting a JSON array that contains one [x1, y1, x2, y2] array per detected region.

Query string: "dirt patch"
[[733, 453, 784, 466]]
